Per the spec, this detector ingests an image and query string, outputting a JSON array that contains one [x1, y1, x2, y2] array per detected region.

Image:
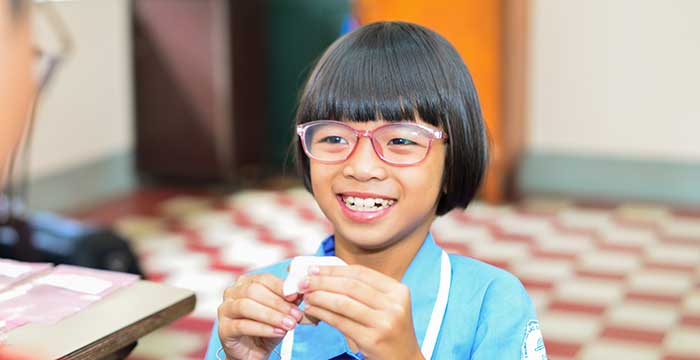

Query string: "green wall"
[[264, 0, 351, 172]]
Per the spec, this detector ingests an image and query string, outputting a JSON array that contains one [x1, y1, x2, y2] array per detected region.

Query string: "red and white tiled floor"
[[74, 188, 700, 360]]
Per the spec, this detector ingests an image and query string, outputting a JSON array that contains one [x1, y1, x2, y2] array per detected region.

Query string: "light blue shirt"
[[205, 233, 546, 359]]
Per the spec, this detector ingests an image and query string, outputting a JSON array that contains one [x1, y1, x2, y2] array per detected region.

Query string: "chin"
[[333, 223, 404, 252]]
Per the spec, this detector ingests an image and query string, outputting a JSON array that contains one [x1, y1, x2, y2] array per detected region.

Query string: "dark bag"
[[0, 212, 143, 276]]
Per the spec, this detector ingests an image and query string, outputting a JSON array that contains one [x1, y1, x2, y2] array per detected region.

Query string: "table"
[[3, 280, 196, 359]]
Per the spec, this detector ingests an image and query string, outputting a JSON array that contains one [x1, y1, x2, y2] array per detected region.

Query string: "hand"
[[300, 265, 424, 360], [218, 273, 304, 360]]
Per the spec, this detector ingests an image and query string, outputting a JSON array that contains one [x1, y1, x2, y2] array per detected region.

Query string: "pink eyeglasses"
[[297, 120, 448, 166]]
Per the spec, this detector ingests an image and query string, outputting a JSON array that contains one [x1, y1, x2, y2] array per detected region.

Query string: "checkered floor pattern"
[[84, 188, 700, 360]]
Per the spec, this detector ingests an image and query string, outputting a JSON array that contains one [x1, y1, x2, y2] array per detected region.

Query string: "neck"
[[333, 223, 433, 281]]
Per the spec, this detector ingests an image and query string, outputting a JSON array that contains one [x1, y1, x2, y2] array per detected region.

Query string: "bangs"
[[296, 22, 457, 129]]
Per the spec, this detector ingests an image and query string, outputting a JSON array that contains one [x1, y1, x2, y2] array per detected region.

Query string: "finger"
[[303, 303, 366, 343], [221, 298, 299, 331], [245, 281, 304, 322], [304, 290, 378, 327], [302, 274, 390, 310], [255, 274, 303, 317], [223, 274, 250, 301], [226, 273, 286, 300], [285, 292, 301, 303], [312, 265, 396, 293], [224, 275, 303, 322], [250, 273, 287, 297], [219, 317, 287, 338]]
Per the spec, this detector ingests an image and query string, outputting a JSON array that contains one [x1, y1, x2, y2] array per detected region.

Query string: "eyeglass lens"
[[303, 122, 432, 165]]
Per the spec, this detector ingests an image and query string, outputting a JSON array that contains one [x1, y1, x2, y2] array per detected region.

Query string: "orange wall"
[[355, 0, 503, 147], [355, 0, 505, 201]]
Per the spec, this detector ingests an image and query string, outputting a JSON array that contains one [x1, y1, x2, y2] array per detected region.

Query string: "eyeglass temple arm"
[[36, 1, 74, 58], [34, 2, 74, 91]]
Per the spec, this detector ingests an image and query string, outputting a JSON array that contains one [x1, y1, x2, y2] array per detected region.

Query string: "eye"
[[387, 138, 417, 145], [318, 136, 348, 144]]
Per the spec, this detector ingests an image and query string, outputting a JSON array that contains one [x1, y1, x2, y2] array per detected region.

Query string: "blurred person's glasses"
[[1, 0, 73, 222], [32, 0, 73, 92], [297, 120, 448, 166]]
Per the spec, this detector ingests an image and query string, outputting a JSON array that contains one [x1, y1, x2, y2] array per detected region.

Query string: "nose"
[[342, 136, 387, 182]]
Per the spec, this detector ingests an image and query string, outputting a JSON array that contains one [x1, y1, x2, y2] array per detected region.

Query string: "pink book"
[[0, 259, 52, 291], [0, 264, 139, 335]]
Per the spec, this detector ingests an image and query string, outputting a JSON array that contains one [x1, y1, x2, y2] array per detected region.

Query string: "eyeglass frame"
[[33, 0, 73, 90], [2, 0, 73, 222], [296, 120, 449, 167]]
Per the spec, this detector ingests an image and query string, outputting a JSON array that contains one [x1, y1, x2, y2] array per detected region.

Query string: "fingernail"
[[290, 307, 303, 321], [273, 328, 287, 336], [308, 266, 320, 275], [299, 278, 310, 290], [282, 316, 296, 330]]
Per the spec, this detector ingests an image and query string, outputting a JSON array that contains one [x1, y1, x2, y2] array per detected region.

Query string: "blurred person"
[[0, 0, 34, 179], [0, 0, 39, 359]]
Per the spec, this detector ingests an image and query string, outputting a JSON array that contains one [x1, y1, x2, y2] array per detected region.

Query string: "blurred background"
[[2, 0, 699, 359]]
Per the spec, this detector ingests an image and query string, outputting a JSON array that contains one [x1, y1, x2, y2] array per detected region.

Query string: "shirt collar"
[[305, 232, 443, 356]]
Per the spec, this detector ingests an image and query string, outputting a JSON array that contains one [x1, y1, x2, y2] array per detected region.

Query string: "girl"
[[206, 21, 546, 360]]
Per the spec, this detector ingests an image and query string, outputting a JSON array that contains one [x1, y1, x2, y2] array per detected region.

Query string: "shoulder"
[[447, 255, 545, 359], [448, 254, 529, 295], [448, 253, 534, 314]]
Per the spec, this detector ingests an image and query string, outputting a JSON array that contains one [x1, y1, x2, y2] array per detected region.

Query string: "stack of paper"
[[0, 260, 139, 335]]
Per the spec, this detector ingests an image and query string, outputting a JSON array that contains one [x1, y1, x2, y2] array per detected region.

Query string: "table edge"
[[58, 292, 197, 360]]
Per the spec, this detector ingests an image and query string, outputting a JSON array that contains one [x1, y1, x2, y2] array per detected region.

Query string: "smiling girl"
[[206, 21, 546, 360]]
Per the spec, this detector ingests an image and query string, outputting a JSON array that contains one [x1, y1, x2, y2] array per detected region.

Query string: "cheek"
[[309, 163, 334, 200], [309, 163, 320, 193], [0, 20, 34, 170], [417, 147, 446, 193], [396, 160, 444, 209]]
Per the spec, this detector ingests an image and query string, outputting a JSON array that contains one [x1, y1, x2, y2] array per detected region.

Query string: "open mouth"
[[337, 194, 397, 212]]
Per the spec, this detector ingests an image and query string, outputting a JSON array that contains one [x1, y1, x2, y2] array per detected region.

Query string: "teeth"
[[341, 196, 395, 212]]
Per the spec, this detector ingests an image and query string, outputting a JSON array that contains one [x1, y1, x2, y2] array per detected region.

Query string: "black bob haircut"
[[294, 21, 489, 216]]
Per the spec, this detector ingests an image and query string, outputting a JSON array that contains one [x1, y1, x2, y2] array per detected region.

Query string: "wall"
[[528, 0, 700, 161], [22, 1, 700, 206], [523, 0, 700, 204], [29, 0, 133, 179]]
